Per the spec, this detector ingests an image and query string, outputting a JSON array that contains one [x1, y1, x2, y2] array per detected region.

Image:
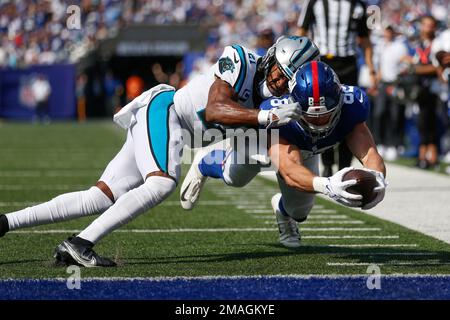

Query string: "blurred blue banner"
[[0, 64, 76, 120]]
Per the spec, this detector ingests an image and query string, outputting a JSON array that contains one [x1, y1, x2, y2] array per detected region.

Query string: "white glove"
[[359, 169, 387, 210], [258, 102, 302, 129], [313, 167, 362, 208]]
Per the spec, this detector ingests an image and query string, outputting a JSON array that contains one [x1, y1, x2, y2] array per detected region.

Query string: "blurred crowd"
[[1, 0, 449, 67], [0, 0, 298, 68], [0, 0, 123, 67]]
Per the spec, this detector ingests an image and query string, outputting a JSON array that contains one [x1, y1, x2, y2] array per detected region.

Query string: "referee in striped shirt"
[[296, 0, 377, 177]]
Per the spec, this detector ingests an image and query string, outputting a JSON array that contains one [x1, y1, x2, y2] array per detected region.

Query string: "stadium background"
[[1, 0, 450, 302], [1, 0, 449, 167]]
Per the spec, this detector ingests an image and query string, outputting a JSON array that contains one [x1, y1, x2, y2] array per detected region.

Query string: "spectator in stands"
[[402, 15, 439, 169], [431, 28, 450, 165], [374, 25, 409, 161], [32, 74, 52, 123], [104, 70, 123, 117]]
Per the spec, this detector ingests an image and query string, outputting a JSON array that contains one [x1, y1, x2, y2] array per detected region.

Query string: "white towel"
[[113, 84, 176, 129]]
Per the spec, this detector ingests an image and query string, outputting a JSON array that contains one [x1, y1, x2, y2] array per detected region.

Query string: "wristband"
[[312, 176, 328, 194], [257, 110, 270, 126]]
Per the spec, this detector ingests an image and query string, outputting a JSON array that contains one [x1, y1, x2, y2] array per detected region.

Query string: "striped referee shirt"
[[297, 0, 369, 57]]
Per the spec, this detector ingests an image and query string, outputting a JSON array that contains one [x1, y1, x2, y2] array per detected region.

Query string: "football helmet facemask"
[[289, 61, 343, 138]]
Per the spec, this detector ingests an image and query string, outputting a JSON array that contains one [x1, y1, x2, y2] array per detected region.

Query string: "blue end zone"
[[1, 276, 450, 300]]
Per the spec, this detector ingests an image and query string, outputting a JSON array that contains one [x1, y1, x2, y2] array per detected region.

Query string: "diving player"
[[0, 36, 320, 267], [180, 61, 387, 248]]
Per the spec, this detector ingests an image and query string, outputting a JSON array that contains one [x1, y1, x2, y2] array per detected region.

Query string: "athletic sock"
[[70, 236, 94, 248], [5, 187, 113, 231], [78, 176, 176, 244], [198, 149, 226, 179], [278, 197, 291, 218]]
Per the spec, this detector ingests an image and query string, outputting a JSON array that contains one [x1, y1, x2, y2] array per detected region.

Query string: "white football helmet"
[[259, 36, 320, 80]]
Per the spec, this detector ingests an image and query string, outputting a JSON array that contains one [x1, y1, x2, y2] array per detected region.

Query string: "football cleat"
[[180, 149, 210, 210], [54, 236, 117, 268], [271, 193, 301, 248], [0, 214, 9, 238]]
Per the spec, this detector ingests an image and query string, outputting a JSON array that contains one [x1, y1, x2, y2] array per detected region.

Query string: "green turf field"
[[1, 121, 450, 279]]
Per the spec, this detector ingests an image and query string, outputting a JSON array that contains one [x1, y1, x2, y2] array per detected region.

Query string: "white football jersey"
[[174, 45, 261, 145]]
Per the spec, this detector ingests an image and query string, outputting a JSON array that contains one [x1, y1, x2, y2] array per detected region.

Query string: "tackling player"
[[0, 36, 320, 267], [180, 61, 387, 248]]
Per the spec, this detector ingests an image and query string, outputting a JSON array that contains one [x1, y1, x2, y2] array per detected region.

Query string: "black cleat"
[[54, 236, 117, 268], [0, 214, 9, 238]]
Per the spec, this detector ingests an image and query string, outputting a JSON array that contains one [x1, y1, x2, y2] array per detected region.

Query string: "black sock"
[[70, 236, 94, 248], [0, 215, 9, 237]]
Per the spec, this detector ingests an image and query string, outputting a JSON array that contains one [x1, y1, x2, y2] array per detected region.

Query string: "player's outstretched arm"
[[269, 137, 363, 207], [205, 78, 301, 128], [345, 122, 386, 176], [205, 78, 260, 126], [346, 122, 387, 209], [268, 136, 317, 193]]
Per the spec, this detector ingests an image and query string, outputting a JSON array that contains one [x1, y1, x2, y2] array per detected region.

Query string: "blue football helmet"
[[289, 61, 343, 137]]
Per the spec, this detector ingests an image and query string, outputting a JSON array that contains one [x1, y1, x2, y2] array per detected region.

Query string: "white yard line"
[[325, 244, 418, 248], [254, 214, 349, 219], [263, 220, 365, 225], [238, 207, 270, 211], [310, 209, 338, 214], [327, 262, 450, 266], [10, 228, 278, 234], [10, 227, 383, 234], [303, 235, 399, 239], [0, 185, 87, 191], [0, 202, 38, 207], [245, 210, 272, 214], [0, 170, 100, 177], [307, 215, 349, 219], [295, 227, 382, 231], [327, 252, 437, 256]]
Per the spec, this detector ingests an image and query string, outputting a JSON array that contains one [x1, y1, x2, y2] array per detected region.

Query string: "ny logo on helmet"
[[308, 96, 326, 107], [218, 57, 235, 74]]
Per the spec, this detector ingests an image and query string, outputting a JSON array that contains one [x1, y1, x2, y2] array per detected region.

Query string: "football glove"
[[359, 169, 387, 210], [258, 102, 302, 129], [313, 167, 362, 208]]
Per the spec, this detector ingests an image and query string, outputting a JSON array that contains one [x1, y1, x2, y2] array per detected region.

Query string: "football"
[[342, 169, 378, 207]]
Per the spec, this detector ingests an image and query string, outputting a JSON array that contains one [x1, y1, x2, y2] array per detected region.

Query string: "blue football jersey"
[[260, 85, 370, 159]]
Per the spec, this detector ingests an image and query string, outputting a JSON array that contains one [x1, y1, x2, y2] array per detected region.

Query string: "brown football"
[[342, 169, 378, 207]]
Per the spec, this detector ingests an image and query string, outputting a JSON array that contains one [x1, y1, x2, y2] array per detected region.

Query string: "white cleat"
[[271, 193, 301, 248], [180, 149, 209, 210]]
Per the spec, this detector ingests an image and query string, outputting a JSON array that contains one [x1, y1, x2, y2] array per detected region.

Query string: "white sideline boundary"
[[258, 163, 450, 245], [3, 274, 450, 282]]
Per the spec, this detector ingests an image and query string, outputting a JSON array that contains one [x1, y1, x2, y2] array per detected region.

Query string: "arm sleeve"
[[213, 45, 244, 92], [297, 0, 315, 29]]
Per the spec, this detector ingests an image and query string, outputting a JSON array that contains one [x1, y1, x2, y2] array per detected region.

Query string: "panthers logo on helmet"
[[218, 57, 235, 74]]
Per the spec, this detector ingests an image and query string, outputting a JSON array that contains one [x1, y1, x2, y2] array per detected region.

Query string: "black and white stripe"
[[298, 0, 368, 57]]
